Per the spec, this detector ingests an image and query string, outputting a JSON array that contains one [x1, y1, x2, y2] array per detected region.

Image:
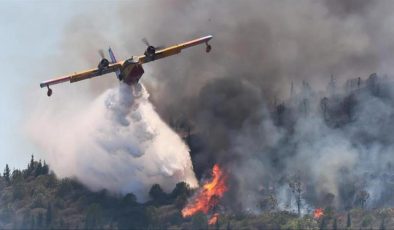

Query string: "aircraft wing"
[[137, 35, 213, 64], [40, 62, 123, 88]]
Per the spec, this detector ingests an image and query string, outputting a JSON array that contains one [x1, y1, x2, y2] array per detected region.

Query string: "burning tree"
[[313, 208, 324, 219], [181, 164, 228, 225]]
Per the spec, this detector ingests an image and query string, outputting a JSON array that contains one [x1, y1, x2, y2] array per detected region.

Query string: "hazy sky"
[[0, 0, 156, 170], [0, 1, 90, 168]]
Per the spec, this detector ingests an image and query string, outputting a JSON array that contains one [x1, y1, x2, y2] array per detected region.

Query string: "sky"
[[0, 1, 93, 168], [0, 0, 163, 170]]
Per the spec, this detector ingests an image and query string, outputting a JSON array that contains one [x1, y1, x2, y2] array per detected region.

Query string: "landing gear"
[[47, 85, 52, 97], [205, 42, 212, 53]]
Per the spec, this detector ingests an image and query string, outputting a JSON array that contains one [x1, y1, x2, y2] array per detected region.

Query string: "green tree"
[[378, 208, 390, 230], [171, 182, 191, 209], [145, 206, 160, 228], [37, 212, 44, 228], [47, 172, 57, 188], [3, 164, 10, 185], [174, 193, 188, 209], [215, 215, 220, 230], [46, 203, 53, 227], [30, 215, 35, 229], [122, 193, 137, 207], [149, 184, 167, 204], [361, 214, 373, 228], [380, 218, 386, 230], [319, 217, 327, 230], [171, 182, 190, 199], [346, 212, 351, 228], [21, 211, 31, 229], [11, 169, 23, 184], [1, 204, 12, 224], [333, 218, 337, 230], [57, 178, 74, 196], [226, 220, 231, 230], [13, 182, 25, 200], [28, 154, 35, 174], [29, 155, 34, 168], [85, 203, 104, 229], [58, 218, 65, 229], [35, 160, 43, 177], [42, 161, 49, 175], [191, 212, 208, 229]]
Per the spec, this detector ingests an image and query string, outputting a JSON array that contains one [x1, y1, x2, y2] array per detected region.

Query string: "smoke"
[[110, 0, 394, 211], [26, 0, 394, 211], [27, 83, 197, 201]]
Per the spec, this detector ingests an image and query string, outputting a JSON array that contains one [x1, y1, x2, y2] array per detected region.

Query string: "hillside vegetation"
[[1, 156, 393, 229]]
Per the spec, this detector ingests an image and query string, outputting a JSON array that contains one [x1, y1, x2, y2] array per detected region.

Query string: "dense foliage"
[[1, 156, 394, 229]]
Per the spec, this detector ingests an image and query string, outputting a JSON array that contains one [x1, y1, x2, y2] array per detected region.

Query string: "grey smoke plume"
[[112, 0, 394, 211], [27, 0, 394, 211], [28, 83, 197, 201]]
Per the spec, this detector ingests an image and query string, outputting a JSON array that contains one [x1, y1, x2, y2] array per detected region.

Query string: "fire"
[[208, 213, 219, 225], [313, 208, 324, 219], [181, 164, 228, 218]]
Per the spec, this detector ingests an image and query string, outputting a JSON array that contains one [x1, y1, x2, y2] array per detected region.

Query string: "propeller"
[[142, 38, 165, 61], [142, 38, 150, 47], [98, 49, 105, 59], [142, 38, 164, 50], [97, 49, 109, 69]]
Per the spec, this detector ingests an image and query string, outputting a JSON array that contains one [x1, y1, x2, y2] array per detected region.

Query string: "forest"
[[2, 74, 394, 229]]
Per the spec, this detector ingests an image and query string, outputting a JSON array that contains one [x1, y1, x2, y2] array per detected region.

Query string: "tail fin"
[[109, 47, 121, 80]]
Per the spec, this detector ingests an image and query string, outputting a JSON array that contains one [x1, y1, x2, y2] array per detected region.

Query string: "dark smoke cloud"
[[324, 0, 372, 16], [111, 0, 394, 211], [115, 0, 389, 117], [28, 0, 394, 212]]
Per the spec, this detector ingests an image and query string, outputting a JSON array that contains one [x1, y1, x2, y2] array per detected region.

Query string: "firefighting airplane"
[[40, 35, 213, 96]]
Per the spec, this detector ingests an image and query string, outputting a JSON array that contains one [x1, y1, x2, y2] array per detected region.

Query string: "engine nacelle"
[[98, 58, 110, 70], [145, 46, 155, 55], [144, 46, 156, 61]]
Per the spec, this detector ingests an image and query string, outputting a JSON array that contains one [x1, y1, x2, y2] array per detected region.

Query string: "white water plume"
[[28, 83, 198, 201]]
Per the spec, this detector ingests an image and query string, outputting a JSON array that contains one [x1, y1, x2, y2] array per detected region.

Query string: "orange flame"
[[181, 164, 228, 218], [313, 208, 324, 219], [208, 213, 219, 225]]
